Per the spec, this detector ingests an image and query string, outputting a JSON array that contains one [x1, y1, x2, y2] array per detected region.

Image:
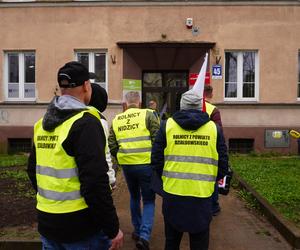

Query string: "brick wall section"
[[0, 126, 33, 153]]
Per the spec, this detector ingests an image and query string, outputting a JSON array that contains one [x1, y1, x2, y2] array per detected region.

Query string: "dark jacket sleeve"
[[146, 110, 160, 143], [108, 125, 119, 158], [150, 120, 167, 196], [27, 144, 37, 192], [210, 108, 223, 131], [151, 120, 167, 177], [63, 113, 119, 239], [216, 124, 229, 180]]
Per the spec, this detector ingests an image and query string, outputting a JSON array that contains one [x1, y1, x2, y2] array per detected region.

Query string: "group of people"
[[27, 61, 229, 250]]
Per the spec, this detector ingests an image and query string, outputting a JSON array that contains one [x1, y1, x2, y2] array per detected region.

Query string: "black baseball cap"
[[57, 61, 96, 88]]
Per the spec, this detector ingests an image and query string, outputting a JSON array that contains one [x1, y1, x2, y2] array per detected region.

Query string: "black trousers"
[[164, 219, 209, 250]]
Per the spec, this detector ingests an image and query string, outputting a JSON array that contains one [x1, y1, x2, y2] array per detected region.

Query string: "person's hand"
[[109, 229, 123, 250]]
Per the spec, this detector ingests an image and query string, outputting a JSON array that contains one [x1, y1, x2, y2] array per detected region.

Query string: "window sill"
[[3, 100, 37, 104]]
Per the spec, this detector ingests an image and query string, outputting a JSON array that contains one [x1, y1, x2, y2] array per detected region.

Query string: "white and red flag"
[[192, 53, 208, 112]]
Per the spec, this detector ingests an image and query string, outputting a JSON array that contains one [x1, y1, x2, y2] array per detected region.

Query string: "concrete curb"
[[0, 240, 41, 250], [234, 173, 300, 249]]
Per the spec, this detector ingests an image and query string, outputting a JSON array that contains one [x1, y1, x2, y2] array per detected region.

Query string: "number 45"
[[213, 67, 221, 75]]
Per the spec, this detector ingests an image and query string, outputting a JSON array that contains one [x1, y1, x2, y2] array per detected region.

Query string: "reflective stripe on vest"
[[118, 135, 151, 143], [162, 170, 216, 182], [36, 165, 78, 178], [118, 147, 151, 154], [162, 118, 218, 198], [113, 108, 151, 165], [205, 102, 216, 118], [38, 187, 81, 201], [165, 155, 218, 166], [34, 107, 101, 213]]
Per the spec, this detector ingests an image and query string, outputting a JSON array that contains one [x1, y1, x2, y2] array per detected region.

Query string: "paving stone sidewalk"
[[0, 174, 294, 250], [115, 183, 292, 250]]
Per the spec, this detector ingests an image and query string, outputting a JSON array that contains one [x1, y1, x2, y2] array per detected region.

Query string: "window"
[[229, 138, 254, 154], [4, 51, 36, 101], [75, 51, 107, 90], [297, 51, 300, 100], [225, 51, 259, 101], [8, 138, 32, 154]]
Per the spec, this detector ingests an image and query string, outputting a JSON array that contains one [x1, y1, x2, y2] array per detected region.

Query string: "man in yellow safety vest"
[[204, 84, 224, 216], [204, 84, 223, 129], [151, 88, 229, 250], [27, 61, 123, 250], [109, 91, 160, 250]]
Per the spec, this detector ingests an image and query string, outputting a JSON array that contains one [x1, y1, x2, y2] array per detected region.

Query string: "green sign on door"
[[122, 79, 142, 102]]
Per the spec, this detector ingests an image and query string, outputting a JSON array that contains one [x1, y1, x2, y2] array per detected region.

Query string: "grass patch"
[[237, 188, 261, 211], [0, 154, 35, 199], [0, 154, 28, 168], [0, 226, 39, 240], [1, 169, 28, 181], [230, 154, 300, 228]]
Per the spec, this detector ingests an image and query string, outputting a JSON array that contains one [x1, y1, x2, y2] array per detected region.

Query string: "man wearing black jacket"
[[204, 84, 223, 216], [27, 61, 123, 250], [151, 88, 228, 250]]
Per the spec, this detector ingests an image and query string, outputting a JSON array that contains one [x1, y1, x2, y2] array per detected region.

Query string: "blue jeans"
[[41, 231, 111, 250], [122, 164, 156, 241]]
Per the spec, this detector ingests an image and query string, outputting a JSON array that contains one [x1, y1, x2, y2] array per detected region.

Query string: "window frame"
[[142, 70, 189, 114], [4, 51, 36, 102], [74, 50, 108, 92], [224, 50, 259, 102]]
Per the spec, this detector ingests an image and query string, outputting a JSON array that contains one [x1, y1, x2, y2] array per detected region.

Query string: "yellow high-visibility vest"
[[162, 118, 218, 198], [112, 108, 151, 165], [34, 108, 100, 213], [205, 102, 216, 118]]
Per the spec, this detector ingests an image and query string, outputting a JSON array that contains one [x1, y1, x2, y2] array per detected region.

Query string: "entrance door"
[[142, 71, 188, 119]]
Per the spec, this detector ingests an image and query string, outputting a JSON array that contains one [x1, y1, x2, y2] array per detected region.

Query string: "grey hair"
[[125, 91, 140, 105]]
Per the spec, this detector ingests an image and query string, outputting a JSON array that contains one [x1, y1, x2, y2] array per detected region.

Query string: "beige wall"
[[0, 2, 299, 153], [0, 105, 47, 126], [0, 104, 122, 127], [1, 104, 299, 128], [219, 106, 300, 127], [0, 4, 299, 103]]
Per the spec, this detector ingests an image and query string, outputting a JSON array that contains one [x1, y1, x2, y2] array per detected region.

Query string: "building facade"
[[0, 0, 299, 154]]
